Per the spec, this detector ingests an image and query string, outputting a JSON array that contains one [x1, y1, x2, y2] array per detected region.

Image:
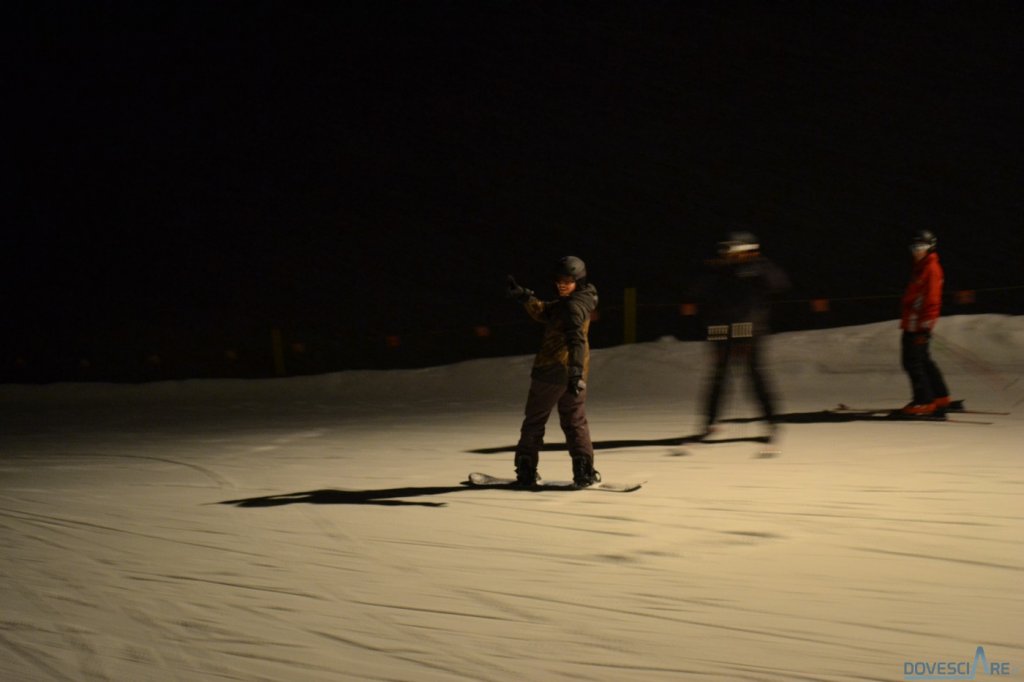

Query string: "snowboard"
[[465, 471, 643, 493]]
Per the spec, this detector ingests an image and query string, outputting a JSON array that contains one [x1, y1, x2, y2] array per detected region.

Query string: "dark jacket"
[[691, 254, 789, 336], [523, 283, 598, 384]]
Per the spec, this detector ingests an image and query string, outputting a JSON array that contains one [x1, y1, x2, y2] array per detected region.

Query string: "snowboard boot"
[[514, 455, 540, 488], [515, 470, 540, 488], [571, 457, 601, 488]]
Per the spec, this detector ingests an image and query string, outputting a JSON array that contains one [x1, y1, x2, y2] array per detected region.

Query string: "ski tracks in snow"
[[1, 391, 1022, 681]]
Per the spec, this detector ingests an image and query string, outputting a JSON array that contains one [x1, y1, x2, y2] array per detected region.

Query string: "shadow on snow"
[[222, 411, 915, 509], [219, 486, 474, 508], [218, 479, 589, 509], [467, 410, 913, 454]]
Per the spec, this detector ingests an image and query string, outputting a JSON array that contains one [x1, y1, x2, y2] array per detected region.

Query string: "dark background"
[[6, 1, 1023, 382]]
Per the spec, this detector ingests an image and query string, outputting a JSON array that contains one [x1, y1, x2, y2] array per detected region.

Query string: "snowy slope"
[[1, 315, 1022, 681]]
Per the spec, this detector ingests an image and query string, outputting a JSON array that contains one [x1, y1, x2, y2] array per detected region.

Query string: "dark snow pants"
[[514, 379, 594, 476], [901, 331, 949, 404], [703, 336, 777, 427]]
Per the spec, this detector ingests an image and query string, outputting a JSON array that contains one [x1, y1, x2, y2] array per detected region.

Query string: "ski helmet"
[[910, 229, 937, 251], [553, 256, 587, 281], [718, 231, 760, 255]]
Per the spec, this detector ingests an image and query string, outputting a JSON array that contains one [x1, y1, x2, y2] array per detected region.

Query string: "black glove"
[[506, 275, 534, 303], [567, 370, 586, 396]]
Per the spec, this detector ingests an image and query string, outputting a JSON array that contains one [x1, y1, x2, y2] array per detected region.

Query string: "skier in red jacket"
[[899, 229, 950, 416]]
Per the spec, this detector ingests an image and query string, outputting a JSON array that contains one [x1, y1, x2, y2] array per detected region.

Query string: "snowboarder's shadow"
[[219, 485, 475, 509]]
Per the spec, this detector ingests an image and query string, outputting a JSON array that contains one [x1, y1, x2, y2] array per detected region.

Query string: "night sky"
[[8, 2, 1024, 379]]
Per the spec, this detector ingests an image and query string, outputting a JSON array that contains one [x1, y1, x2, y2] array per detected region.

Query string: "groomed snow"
[[2, 315, 1022, 681]]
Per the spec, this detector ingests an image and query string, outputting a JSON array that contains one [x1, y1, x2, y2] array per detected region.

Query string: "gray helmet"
[[553, 255, 587, 281], [910, 229, 937, 250]]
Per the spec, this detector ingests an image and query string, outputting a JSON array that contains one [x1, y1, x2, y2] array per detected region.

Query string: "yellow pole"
[[271, 328, 286, 376], [623, 287, 637, 344]]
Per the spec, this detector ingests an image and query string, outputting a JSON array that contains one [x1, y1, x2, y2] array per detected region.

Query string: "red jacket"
[[901, 252, 943, 332]]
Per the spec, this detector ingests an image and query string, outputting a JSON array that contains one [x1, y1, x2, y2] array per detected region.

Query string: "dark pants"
[[703, 337, 777, 427], [514, 379, 594, 475], [901, 331, 949, 404]]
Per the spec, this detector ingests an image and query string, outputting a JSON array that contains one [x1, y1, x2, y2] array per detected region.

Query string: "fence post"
[[271, 328, 286, 376]]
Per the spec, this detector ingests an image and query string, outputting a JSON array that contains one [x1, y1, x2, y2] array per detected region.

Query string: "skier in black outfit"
[[506, 256, 601, 488], [690, 232, 790, 441]]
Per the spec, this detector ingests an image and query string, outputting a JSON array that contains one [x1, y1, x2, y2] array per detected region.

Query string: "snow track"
[[1, 316, 1022, 681]]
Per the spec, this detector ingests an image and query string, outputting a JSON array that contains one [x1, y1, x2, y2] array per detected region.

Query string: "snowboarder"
[[690, 232, 790, 442], [505, 256, 601, 488], [899, 229, 951, 416]]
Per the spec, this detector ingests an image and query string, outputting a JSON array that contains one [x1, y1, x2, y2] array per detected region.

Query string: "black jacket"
[[523, 283, 598, 384], [690, 254, 789, 335]]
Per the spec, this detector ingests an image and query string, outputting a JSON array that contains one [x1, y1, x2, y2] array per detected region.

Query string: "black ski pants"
[[901, 331, 949, 405], [703, 336, 777, 427], [514, 379, 594, 476]]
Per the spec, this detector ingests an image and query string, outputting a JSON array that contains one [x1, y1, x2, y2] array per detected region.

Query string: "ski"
[[464, 472, 643, 493], [943, 399, 1009, 415], [830, 405, 993, 425], [836, 401, 1009, 416]]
